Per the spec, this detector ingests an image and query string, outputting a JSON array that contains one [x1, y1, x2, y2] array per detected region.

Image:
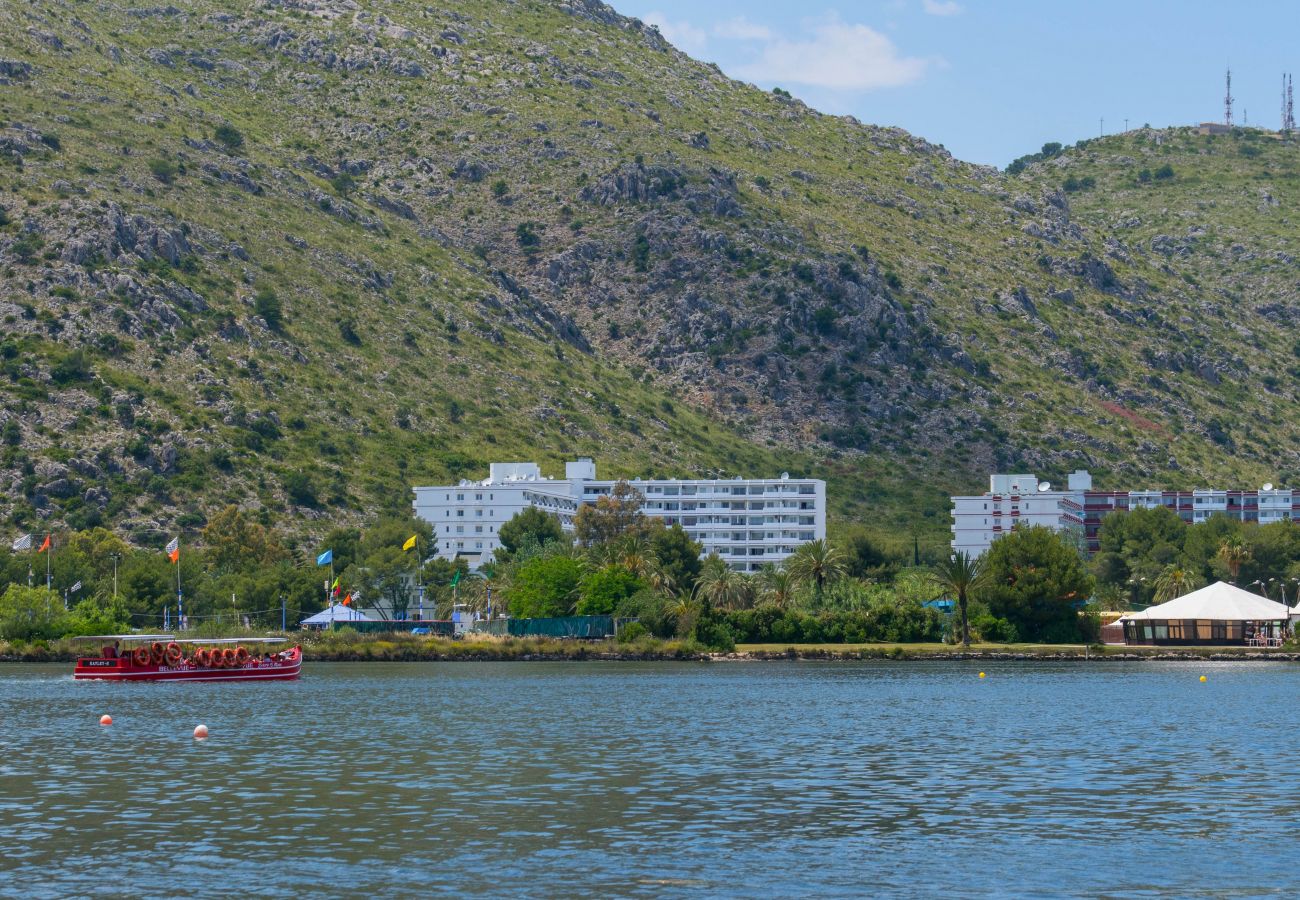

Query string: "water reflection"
[[2, 661, 1299, 896]]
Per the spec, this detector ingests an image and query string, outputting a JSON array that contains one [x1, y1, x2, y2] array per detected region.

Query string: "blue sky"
[[622, 0, 1299, 167]]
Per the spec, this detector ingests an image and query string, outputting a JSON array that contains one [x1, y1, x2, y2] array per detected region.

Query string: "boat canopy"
[[72, 635, 288, 644]]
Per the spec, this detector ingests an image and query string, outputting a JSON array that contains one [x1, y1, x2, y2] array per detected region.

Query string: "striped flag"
[[11, 534, 32, 552], [165, 536, 179, 563], [70, 581, 82, 593]]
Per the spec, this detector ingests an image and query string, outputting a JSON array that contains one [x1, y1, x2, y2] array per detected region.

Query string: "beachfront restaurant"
[[1120, 581, 1291, 647]]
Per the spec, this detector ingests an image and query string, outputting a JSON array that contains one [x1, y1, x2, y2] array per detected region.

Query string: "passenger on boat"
[[102, 641, 120, 659]]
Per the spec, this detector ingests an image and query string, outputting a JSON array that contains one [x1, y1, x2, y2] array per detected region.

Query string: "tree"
[[693, 555, 752, 611], [213, 123, 245, 152], [0, 584, 64, 640], [839, 528, 893, 579], [981, 526, 1095, 642], [934, 551, 986, 647], [1152, 565, 1203, 603], [254, 288, 283, 331], [577, 565, 644, 615], [573, 480, 646, 547], [1217, 537, 1251, 584], [202, 505, 287, 575], [647, 522, 702, 594], [786, 539, 845, 602], [498, 507, 565, 555], [508, 555, 584, 618], [757, 565, 799, 609]]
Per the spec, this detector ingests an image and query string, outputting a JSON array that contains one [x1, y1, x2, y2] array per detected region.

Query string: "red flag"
[[37, 534, 50, 553]]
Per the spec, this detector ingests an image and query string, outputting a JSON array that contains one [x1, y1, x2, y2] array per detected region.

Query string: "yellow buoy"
[[99, 714, 112, 726], [978, 672, 986, 679], [193, 724, 209, 739], [1199, 675, 1207, 683]]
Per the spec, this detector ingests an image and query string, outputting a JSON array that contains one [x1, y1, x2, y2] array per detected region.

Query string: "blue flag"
[[316, 549, 333, 566]]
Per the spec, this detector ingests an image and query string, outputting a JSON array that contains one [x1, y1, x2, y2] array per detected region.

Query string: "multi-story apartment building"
[[949, 471, 1089, 558], [413, 458, 827, 572], [951, 470, 1299, 557]]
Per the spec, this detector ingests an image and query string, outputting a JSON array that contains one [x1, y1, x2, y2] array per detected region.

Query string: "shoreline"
[[3, 636, 1300, 664]]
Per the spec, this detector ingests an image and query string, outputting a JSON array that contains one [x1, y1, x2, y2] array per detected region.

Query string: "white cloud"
[[713, 17, 773, 41], [642, 11, 707, 54], [922, 0, 962, 15], [734, 16, 931, 90]]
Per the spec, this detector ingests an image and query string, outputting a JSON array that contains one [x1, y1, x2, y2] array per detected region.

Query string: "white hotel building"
[[413, 458, 826, 571], [952, 469, 1300, 558]]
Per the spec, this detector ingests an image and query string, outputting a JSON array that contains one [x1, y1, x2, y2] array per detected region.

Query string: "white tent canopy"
[[1123, 581, 1290, 622], [300, 605, 375, 626]]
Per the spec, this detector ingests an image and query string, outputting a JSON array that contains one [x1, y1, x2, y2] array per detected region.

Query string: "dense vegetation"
[[1090, 507, 1300, 608]]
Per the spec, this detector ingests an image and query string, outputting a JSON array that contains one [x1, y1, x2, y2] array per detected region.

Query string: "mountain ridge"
[[1, 0, 1298, 552]]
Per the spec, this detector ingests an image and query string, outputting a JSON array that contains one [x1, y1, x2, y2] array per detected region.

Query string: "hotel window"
[[457, 493, 464, 501], [475, 493, 483, 501], [476, 509, 483, 517], [457, 510, 464, 517]]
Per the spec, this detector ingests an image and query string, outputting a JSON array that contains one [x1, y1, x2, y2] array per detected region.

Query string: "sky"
[[622, 0, 1300, 167]]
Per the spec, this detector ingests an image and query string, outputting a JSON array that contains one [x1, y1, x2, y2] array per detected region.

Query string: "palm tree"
[[645, 559, 677, 598], [1217, 537, 1251, 584], [786, 539, 845, 602], [1152, 565, 1203, 603], [933, 551, 986, 648], [758, 565, 798, 609], [694, 556, 751, 611]]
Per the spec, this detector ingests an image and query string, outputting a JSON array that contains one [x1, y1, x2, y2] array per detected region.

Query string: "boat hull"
[[74, 646, 302, 682]]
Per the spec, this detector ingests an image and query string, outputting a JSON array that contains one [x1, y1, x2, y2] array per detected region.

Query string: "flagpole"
[[46, 534, 51, 598], [175, 541, 183, 631]]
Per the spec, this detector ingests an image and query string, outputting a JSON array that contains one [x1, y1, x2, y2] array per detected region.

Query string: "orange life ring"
[[150, 642, 165, 664], [193, 648, 208, 667], [222, 647, 237, 666], [133, 646, 152, 666], [234, 646, 249, 666], [164, 642, 182, 665]]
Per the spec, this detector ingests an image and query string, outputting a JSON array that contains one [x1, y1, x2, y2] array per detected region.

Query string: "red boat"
[[73, 636, 301, 682]]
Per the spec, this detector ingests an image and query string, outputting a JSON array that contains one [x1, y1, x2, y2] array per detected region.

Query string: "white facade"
[[413, 458, 827, 572], [952, 470, 1299, 558], [950, 472, 1087, 558]]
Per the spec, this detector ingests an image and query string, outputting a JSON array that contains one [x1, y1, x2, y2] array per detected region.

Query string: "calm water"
[[2, 660, 1300, 897]]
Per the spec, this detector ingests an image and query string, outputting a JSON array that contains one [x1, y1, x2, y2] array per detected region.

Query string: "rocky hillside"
[[1, 0, 1299, 547]]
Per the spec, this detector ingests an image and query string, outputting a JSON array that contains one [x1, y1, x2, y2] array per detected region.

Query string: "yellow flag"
[[402, 534, 417, 551]]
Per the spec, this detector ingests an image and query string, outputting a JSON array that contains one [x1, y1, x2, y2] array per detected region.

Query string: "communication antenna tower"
[[1284, 74, 1290, 132], [1284, 75, 1294, 132], [1287, 74, 1296, 133], [1225, 67, 1234, 127]]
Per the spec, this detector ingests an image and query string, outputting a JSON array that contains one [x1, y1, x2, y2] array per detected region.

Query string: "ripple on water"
[[4, 660, 1300, 895]]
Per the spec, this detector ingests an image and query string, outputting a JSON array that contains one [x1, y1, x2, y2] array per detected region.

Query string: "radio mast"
[[1225, 68, 1234, 127]]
